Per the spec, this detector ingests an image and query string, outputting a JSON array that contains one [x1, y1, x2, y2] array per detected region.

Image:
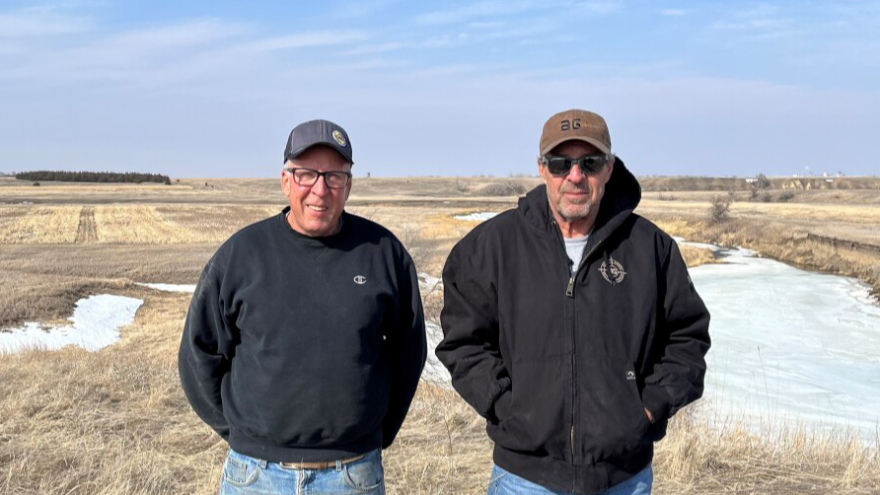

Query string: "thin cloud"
[[0, 7, 93, 37], [340, 42, 404, 56], [573, 0, 623, 15], [235, 30, 367, 53], [415, 0, 542, 25], [660, 9, 688, 17]]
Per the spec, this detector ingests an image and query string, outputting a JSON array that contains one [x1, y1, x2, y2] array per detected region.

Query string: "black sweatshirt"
[[437, 159, 711, 494], [179, 208, 427, 462]]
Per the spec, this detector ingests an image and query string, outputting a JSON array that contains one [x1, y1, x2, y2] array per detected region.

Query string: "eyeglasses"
[[284, 167, 352, 189], [541, 154, 611, 176]]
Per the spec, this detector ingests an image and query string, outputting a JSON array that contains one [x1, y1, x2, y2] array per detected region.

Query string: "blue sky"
[[1, 1, 878, 178]]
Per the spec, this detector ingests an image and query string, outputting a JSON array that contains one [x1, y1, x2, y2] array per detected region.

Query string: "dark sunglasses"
[[541, 154, 611, 176]]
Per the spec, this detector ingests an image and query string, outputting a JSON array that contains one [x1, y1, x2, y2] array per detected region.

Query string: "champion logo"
[[599, 257, 627, 285], [626, 371, 636, 381], [353, 275, 367, 285]]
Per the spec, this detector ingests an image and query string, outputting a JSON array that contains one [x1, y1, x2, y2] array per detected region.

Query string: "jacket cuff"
[[641, 385, 672, 422]]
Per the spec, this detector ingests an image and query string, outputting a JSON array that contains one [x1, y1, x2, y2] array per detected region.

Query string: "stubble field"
[[1, 176, 878, 494]]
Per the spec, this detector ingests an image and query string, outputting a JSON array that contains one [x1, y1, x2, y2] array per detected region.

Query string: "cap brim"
[[540, 136, 610, 156]]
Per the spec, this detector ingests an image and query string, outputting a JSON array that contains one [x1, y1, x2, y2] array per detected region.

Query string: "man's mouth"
[[307, 205, 328, 212]]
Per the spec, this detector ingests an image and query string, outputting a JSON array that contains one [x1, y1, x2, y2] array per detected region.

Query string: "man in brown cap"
[[437, 110, 711, 495]]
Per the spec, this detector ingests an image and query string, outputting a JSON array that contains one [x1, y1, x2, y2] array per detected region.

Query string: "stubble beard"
[[555, 182, 594, 222]]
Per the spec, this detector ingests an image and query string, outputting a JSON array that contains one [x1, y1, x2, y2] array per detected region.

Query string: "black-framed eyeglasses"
[[541, 154, 611, 176], [284, 167, 352, 189]]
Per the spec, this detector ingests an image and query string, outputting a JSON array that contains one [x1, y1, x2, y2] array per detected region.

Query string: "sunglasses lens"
[[546, 157, 572, 176], [581, 156, 605, 174]]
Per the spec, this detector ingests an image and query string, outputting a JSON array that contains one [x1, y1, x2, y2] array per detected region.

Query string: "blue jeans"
[[487, 464, 652, 495], [219, 448, 385, 495]]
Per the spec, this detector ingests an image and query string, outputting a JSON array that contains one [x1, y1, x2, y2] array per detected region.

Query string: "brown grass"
[[1, 179, 879, 494]]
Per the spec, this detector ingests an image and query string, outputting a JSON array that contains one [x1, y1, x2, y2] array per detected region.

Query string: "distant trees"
[[754, 173, 771, 190], [14, 171, 171, 185]]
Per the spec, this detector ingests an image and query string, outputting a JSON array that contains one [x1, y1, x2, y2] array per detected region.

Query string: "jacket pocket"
[[486, 357, 568, 458], [577, 356, 650, 464]]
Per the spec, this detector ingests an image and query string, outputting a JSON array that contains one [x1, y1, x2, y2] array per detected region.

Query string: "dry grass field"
[[1, 176, 879, 494]]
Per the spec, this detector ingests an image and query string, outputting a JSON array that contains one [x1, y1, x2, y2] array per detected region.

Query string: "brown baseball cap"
[[539, 109, 612, 156]]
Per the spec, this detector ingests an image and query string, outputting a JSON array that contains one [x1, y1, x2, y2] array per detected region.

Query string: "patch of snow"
[[418, 273, 443, 294], [422, 322, 452, 388], [454, 212, 499, 222], [674, 236, 725, 252], [137, 283, 197, 293], [0, 295, 143, 354]]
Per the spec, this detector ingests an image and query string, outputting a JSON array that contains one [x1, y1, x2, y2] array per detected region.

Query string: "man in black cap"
[[179, 119, 427, 495], [437, 109, 710, 495]]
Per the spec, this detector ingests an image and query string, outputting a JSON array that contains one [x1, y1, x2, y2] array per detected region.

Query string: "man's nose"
[[310, 174, 330, 195], [566, 164, 586, 182]]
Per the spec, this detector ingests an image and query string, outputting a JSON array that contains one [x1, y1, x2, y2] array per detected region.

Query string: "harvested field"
[[1, 177, 878, 494]]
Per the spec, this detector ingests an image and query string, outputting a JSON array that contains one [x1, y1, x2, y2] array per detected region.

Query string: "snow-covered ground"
[[454, 212, 499, 222], [0, 295, 143, 354]]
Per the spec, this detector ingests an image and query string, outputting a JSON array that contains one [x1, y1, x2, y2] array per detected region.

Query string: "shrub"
[[708, 195, 731, 224], [777, 191, 795, 203], [481, 181, 527, 196], [755, 173, 771, 190]]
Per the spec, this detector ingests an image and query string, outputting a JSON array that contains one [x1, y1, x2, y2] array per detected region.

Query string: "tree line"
[[15, 171, 171, 185]]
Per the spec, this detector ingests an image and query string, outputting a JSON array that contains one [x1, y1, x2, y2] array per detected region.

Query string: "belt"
[[279, 453, 366, 470]]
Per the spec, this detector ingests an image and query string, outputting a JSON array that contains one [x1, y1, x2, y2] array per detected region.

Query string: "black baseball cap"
[[284, 119, 353, 165]]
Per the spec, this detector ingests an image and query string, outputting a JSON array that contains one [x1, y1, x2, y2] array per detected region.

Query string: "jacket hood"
[[518, 156, 642, 238]]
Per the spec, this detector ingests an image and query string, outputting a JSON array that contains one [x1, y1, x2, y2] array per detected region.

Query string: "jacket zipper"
[[563, 236, 604, 463], [554, 221, 605, 465]]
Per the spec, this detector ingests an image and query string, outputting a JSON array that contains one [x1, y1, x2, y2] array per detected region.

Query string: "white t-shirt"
[[563, 234, 589, 274]]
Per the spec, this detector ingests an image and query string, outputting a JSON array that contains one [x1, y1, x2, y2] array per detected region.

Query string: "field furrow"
[[75, 206, 98, 243]]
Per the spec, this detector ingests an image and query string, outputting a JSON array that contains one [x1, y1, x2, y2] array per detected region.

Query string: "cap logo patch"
[[560, 118, 582, 131], [599, 257, 626, 285], [332, 130, 346, 147]]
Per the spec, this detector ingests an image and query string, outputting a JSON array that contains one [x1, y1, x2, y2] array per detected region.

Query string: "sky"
[[1, 0, 878, 178]]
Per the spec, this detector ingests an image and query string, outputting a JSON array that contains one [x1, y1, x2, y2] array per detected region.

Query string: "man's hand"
[[644, 408, 654, 423]]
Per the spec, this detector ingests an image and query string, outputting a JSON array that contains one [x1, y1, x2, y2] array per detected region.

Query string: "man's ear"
[[281, 168, 290, 196]]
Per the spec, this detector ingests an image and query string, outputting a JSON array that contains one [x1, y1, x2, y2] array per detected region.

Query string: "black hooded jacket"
[[436, 160, 710, 494]]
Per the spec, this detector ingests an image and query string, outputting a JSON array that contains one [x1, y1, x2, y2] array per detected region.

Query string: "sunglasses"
[[541, 154, 611, 176]]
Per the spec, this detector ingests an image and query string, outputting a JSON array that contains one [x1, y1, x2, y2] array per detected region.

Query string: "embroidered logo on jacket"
[[353, 275, 367, 285], [599, 258, 626, 285]]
